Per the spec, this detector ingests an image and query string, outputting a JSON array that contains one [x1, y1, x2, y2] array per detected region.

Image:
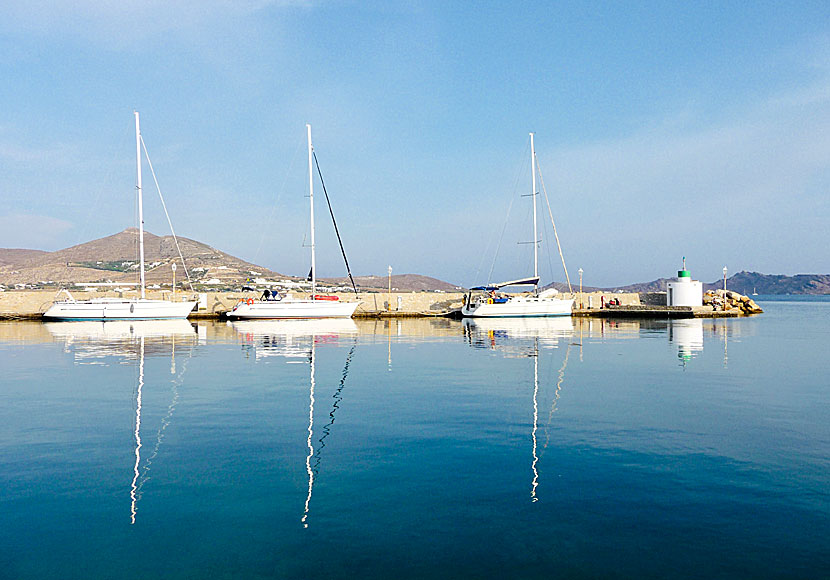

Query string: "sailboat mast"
[[530, 132, 538, 293], [135, 111, 146, 299], [307, 124, 316, 298]]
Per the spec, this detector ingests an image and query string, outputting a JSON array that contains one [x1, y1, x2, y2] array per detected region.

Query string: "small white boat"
[[463, 133, 573, 318], [227, 125, 359, 320], [44, 293, 196, 320], [43, 113, 197, 320], [227, 295, 359, 319]]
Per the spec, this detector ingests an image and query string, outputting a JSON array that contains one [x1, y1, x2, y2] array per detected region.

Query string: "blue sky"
[[1, 1, 829, 287]]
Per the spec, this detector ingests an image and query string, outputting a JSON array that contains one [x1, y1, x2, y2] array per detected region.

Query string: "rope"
[[534, 153, 572, 294], [312, 152, 359, 296], [140, 136, 194, 292]]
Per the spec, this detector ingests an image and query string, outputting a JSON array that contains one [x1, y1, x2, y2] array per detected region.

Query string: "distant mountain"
[[0, 228, 284, 286], [713, 271, 830, 295], [608, 271, 830, 295], [0, 230, 463, 292], [322, 274, 463, 293]]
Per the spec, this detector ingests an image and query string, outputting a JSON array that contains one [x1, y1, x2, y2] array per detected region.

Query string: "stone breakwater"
[[0, 289, 762, 319]]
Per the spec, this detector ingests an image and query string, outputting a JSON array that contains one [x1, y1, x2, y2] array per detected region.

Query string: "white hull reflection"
[[45, 319, 196, 341], [463, 316, 573, 353], [463, 316, 574, 338], [228, 318, 358, 360], [45, 319, 197, 364]]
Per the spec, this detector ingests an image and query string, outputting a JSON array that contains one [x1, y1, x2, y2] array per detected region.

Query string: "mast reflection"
[[45, 320, 198, 524], [226, 319, 358, 527], [463, 318, 573, 503]]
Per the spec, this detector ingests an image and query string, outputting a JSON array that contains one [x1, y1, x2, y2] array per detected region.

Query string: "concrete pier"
[[0, 289, 468, 319], [0, 289, 757, 320]]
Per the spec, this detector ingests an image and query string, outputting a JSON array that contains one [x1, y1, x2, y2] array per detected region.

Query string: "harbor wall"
[[0, 289, 475, 318]]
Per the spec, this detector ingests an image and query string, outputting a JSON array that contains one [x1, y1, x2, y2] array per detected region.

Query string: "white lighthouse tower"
[[666, 257, 702, 307]]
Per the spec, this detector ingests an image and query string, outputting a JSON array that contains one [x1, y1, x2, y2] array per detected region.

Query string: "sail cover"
[[471, 276, 540, 291]]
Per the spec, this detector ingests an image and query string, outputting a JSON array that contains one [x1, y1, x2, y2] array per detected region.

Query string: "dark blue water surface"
[[0, 301, 828, 579]]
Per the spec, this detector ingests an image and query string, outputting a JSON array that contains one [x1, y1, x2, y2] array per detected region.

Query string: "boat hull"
[[462, 296, 574, 317], [225, 299, 359, 319], [43, 299, 197, 320]]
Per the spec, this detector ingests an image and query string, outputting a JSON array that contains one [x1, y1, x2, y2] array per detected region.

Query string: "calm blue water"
[[0, 301, 828, 579]]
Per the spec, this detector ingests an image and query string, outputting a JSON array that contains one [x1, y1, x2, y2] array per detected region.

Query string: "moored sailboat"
[[462, 133, 574, 318], [226, 125, 359, 319], [43, 113, 197, 320]]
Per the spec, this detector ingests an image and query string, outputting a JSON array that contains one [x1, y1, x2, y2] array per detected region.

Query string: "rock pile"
[[703, 289, 763, 314]]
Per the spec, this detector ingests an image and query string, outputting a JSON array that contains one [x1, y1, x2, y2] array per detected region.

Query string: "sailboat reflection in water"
[[227, 319, 358, 527], [463, 317, 575, 502], [45, 320, 198, 523]]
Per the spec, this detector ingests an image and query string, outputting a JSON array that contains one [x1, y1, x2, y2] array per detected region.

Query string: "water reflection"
[[43, 320, 198, 524], [228, 319, 358, 360], [44, 319, 197, 363], [462, 317, 573, 356], [226, 319, 358, 527], [462, 318, 575, 502], [668, 319, 704, 367]]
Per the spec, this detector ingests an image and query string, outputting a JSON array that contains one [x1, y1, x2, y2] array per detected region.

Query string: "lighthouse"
[[666, 257, 702, 307]]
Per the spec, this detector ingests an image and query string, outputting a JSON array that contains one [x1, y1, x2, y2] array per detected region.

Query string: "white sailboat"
[[43, 113, 197, 320], [462, 133, 574, 317], [226, 125, 359, 319]]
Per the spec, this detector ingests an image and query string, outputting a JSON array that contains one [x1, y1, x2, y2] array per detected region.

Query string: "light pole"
[[722, 266, 728, 310], [387, 265, 392, 311], [172, 262, 177, 298], [578, 268, 583, 310]]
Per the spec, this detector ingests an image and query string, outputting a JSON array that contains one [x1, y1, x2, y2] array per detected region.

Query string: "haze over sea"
[[1, 297, 828, 578]]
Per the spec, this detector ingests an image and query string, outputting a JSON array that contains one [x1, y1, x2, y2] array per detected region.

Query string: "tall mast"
[[135, 112, 146, 299], [530, 132, 538, 293], [307, 124, 316, 298]]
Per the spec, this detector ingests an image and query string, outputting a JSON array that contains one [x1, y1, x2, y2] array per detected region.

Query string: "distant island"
[[0, 229, 827, 294]]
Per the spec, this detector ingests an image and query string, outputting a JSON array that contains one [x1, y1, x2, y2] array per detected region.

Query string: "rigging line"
[[543, 343, 572, 451], [136, 340, 195, 496], [312, 335, 358, 475], [487, 139, 530, 285], [534, 153, 572, 294], [542, 206, 556, 289], [252, 135, 305, 266], [140, 136, 194, 292], [312, 151, 359, 296]]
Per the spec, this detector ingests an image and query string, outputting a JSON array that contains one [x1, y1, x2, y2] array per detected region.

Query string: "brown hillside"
[[0, 249, 49, 267], [0, 229, 284, 286]]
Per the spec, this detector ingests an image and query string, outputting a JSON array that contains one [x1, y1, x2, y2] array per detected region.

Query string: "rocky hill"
[[608, 271, 830, 295], [0, 230, 464, 292], [0, 228, 284, 287]]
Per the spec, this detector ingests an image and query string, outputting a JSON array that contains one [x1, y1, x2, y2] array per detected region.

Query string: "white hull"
[[44, 319, 196, 339], [462, 296, 573, 317], [43, 298, 197, 320], [226, 299, 359, 319]]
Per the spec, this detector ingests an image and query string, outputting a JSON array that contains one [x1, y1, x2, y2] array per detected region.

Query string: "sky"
[[1, 1, 829, 288]]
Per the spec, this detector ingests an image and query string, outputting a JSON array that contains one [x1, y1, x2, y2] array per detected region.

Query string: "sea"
[[1, 296, 828, 579]]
